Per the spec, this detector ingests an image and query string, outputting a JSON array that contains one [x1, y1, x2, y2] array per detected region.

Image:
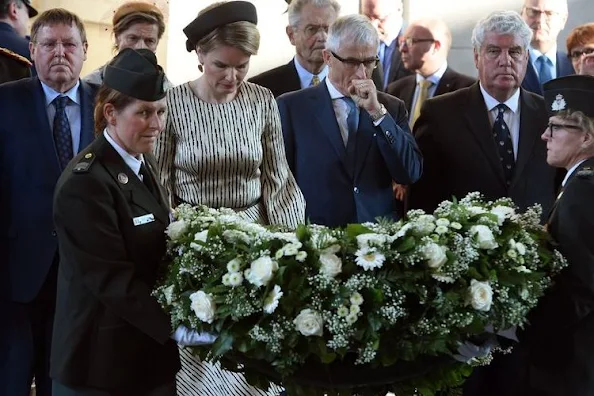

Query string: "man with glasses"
[[361, 0, 412, 90], [277, 14, 422, 227], [0, 8, 95, 396], [408, 11, 559, 395], [520, 0, 574, 94], [0, 0, 38, 79], [249, 0, 340, 97]]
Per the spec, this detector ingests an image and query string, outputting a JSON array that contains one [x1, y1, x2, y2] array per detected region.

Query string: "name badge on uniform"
[[133, 213, 155, 226]]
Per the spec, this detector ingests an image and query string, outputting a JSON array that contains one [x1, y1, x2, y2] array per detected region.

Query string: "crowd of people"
[[1, 0, 594, 395]]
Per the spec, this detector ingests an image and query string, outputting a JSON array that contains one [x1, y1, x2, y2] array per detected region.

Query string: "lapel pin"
[[118, 173, 129, 184], [84, 153, 93, 159]]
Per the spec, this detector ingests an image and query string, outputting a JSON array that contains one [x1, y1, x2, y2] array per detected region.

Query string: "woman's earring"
[[198, 64, 203, 72]]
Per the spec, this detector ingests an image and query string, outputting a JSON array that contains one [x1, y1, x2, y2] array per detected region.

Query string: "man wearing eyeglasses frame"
[[249, 0, 340, 98], [277, 14, 422, 228], [520, 0, 574, 95]]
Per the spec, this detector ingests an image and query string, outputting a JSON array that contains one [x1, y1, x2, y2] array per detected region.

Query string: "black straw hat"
[[104, 48, 165, 102], [183, 1, 258, 52], [543, 75, 594, 117]]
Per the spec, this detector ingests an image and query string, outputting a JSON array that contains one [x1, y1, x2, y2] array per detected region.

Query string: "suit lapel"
[[400, 77, 416, 114], [96, 134, 169, 226], [546, 158, 594, 224], [523, 54, 541, 94], [463, 84, 506, 187], [78, 80, 96, 151], [435, 67, 455, 96], [286, 59, 302, 92], [556, 52, 575, 77], [29, 78, 61, 176], [511, 89, 539, 188]]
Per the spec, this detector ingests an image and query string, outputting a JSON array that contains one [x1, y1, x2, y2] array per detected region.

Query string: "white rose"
[[245, 256, 278, 287], [294, 309, 324, 337], [319, 253, 342, 278], [490, 205, 516, 225], [450, 222, 463, 230], [166, 220, 188, 241], [394, 223, 412, 238], [467, 206, 488, 216], [263, 285, 283, 314], [356, 233, 387, 249], [194, 230, 209, 242], [467, 280, 493, 312], [421, 242, 448, 269], [515, 242, 526, 256], [435, 218, 450, 227], [469, 225, 498, 250], [190, 291, 216, 323], [322, 244, 341, 254]]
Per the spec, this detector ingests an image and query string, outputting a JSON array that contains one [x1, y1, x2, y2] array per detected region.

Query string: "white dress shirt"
[[563, 159, 588, 187], [479, 84, 521, 160], [103, 129, 144, 180], [409, 62, 449, 124], [294, 56, 329, 89], [326, 78, 355, 146], [41, 80, 82, 154]]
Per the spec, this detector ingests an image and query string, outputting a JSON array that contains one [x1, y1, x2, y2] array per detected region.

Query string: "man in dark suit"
[[361, 0, 412, 90], [0, 45, 30, 83], [520, 0, 574, 94], [249, 0, 340, 97], [278, 14, 422, 227], [0, 0, 37, 77], [408, 11, 558, 395], [387, 18, 475, 124], [0, 9, 95, 396]]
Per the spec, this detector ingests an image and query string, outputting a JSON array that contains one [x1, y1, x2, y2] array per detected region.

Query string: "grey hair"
[[326, 14, 379, 53], [471, 10, 533, 51], [288, 0, 341, 27]]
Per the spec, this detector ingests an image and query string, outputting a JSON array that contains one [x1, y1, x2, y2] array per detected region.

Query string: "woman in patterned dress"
[[154, 2, 305, 395]]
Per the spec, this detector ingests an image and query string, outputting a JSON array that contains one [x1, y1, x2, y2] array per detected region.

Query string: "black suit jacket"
[[515, 158, 594, 395], [408, 83, 557, 221], [249, 59, 301, 98], [386, 67, 476, 114], [51, 134, 179, 391], [521, 51, 575, 95], [372, 36, 413, 90]]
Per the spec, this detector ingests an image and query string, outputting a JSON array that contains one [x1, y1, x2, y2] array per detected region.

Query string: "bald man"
[[387, 18, 475, 127], [361, 0, 412, 89], [521, 0, 574, 94]]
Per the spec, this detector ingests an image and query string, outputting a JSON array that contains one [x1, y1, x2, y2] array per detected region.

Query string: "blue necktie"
[[538, 55, 553, 85], [52, 96, 73, 170], [342, 97, 358, 172], [492, 104, 515, 185]]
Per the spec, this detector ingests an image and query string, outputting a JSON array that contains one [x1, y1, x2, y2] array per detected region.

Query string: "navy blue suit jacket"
[[521, 51, 574, 95], [0, 22, 35, 75], [277, 82, 422, 227], [0, 77, 96, 302]]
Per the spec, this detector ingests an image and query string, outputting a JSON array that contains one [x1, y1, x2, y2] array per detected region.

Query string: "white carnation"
[[319, 253, 342, 278], [469, 225, 498, 250], [166, 220, 188, 241], [467, 280, 493, 312], [294, 309, 324, 337], [263, 285, 283, 314], [190, 291, 216, 323]]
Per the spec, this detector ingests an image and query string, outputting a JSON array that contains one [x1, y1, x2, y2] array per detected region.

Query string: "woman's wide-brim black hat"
[[543, 74, 594, 117], [104, 48, 166, 102], [183, 1, 258, 52]]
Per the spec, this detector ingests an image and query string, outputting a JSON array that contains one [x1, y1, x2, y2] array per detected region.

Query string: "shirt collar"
[[529, 46, 557, 67], [41, 80, 81, 107], [416, 62, 448, 86], [563, 159, 588, 187], [325, 77, 346, 100], [294, 56, 329, 87], [479, 82, 520, 114], [103, 129, 144, 177]]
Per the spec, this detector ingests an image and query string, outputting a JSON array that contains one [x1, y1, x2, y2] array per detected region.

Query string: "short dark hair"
[[94, 85, 136, 134], [0, 0, 23, 19], [30, 8, 87, 45]]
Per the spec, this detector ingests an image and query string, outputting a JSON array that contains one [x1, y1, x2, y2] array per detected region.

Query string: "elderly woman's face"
[[106, 97, 167, 157], [116, 22, 160, 52], [198, 45, 250, 96], [541, 115, 591, 169]]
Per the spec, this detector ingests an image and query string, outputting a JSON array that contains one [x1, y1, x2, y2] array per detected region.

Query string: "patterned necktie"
[[411, 79, 433, 128], [52, 96, 73, 170], [341, 97, 358, 145], [140, 162, 160, 202], [493, 104, 515, 185], [310, 75, 320, 86], [538, 55, 553, 85]]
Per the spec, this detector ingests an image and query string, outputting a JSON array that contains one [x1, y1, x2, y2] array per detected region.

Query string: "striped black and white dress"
[[155, 81, 305, 395]]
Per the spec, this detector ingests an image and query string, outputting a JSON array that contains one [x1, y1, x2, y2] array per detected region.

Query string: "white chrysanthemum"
[[356, 233, 387, 249], [337, 306, 349, 317], [435, 218, 450, 227], [435, 225, 449, 235], [226, 258, 242, 273], [228, 272, 243, 287], [354, 248, 385, 271], [350, 292, 364, 306], [166, 219, 188, 241], [296, 251, 308, 262], [350, 304, 361, 314], [450, 222, 463, 230], [319, 253, 342, 278], [222, 273, 231, 286], [507, 249, 518, 259], [345, 313, 358, 325], [263, 285, 283, 314]]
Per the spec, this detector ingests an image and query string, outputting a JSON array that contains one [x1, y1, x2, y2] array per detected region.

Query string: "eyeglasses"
[[330, 51, 379, 69], [523, 6, 562, 19], [569, 47, 594, 60], [34, 40, 81, 52], [398, 37, 435, 48], [545, 122, 582, 137], [301, 24, 329, 38]]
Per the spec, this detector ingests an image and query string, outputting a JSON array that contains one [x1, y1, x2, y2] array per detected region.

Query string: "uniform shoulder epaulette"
[[0, 47, 32, 67], [577, 166, 594, 179], [73, 152, 96, 173]]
